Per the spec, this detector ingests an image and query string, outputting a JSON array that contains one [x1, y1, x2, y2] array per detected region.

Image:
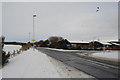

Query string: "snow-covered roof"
[[69, 41, 89, 43], [101, 42, 111, 45], [111, 43, 120, 46], [108, 41, 120, 46]]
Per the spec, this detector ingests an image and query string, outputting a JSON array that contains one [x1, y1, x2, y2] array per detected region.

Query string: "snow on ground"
[[48, 56, 94, 78], [45, 47, 81, 52], [0, 69, 2, 80], [2, 45, 119, 78], [0, 45, 21, 79], [91, 51, 119, 62], [3, 45, 21, 53], [2, 48, 93, 78], [2, 48, 60, 78]]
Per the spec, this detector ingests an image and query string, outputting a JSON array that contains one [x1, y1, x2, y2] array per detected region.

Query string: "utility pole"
[[29, 32, 31, 42], [93, 37, 96, 50]]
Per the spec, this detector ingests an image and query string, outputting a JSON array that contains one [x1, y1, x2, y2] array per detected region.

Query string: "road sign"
[[32, 40, 36, 41]]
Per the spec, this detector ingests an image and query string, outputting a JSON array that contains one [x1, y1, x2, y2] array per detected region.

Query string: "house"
[[69, 41, 90, 50], [107, 41, 120, 50], [89, 41, 103, 50]]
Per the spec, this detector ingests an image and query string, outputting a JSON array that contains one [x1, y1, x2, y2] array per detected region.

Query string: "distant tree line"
[[4, 42, 27, 45]]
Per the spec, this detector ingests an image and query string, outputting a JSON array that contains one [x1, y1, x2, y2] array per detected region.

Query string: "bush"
[[0, 36, 10, 66]]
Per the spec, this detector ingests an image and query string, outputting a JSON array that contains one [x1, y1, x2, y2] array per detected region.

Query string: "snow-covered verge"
[[2, 48, 60, 78], [0, 45, 21, 79], [2, 48, 94, 78], [3, 45, 21, 53], [45, 47, 81, 52], [45, 47, 98, 53], [91, 51, 119, 62]]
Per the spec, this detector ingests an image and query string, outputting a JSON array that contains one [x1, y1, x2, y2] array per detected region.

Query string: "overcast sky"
[[2, 2, 118, 42]]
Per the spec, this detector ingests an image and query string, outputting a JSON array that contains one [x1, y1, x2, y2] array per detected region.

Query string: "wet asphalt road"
[[36, 47, 119, 80]]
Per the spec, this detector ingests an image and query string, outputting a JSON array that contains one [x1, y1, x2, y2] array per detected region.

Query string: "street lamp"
[[32, 14, 37, 42]]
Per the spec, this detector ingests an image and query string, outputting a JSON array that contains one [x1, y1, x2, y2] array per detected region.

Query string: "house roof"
[[69, 41, 89, 43]]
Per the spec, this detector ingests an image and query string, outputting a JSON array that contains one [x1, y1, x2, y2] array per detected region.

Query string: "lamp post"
[[32, 14, 37, 42]]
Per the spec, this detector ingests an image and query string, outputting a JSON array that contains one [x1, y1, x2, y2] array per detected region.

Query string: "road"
[[36, 47, 120, 80]]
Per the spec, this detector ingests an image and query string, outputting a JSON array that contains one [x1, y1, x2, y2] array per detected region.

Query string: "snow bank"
[[91, 51, 119, 62], [3, 45, 21, 53]]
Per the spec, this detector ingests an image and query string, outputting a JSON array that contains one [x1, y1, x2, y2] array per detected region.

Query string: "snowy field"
[[1, 45, 93, 78], [3, 45, 21, 53], [91, 51, 119, 62]]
